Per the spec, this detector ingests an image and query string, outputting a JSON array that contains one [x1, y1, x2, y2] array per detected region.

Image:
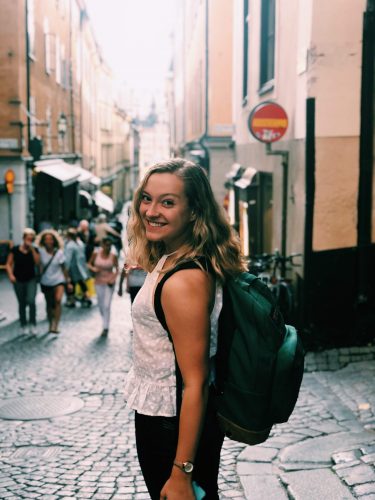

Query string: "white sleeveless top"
[[123, 254, 223, 417]]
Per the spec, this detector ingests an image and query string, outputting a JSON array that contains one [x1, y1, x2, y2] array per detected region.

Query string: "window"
[[43, 18, 51, 74], [55, 37, 61, 84], [61, 44, 68, 89], [46, 106, 52, 153], [242, 0, 249, 104], [259, 0, 275, 91]]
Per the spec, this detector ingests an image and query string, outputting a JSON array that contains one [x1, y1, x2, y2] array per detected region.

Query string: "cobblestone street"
[[0, 293, 246, 499], [0, 291, 375, 499]]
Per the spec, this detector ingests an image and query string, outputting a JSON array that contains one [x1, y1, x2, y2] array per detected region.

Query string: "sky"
[[86, 0, 176, 101]]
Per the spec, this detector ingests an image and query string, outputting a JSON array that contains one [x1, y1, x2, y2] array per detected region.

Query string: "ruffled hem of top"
[[123, 367, 177, 417]]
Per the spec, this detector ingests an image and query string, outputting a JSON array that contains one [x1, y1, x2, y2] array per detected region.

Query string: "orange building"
[[0, 0, 131, 241]]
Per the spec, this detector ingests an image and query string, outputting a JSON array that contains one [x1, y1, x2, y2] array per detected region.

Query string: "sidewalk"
[[237, 349, 375, 499]]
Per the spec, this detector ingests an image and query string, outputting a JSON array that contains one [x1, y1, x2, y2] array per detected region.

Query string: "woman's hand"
[[9, 274, 16, 284], [160, 469, 195, 500]]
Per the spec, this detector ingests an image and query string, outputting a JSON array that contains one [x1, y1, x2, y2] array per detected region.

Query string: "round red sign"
[[248, 102, 288, 143]]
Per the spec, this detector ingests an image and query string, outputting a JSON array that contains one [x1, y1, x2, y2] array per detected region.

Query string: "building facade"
[[169, 0, 235, 203], [0, 0, 132, 243], [231, 0, 374, 344]]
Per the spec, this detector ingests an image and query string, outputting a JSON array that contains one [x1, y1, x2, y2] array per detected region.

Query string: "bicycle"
[[248, 250, 302, 323]]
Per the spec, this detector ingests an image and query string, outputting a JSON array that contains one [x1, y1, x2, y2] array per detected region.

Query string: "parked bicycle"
[[248, 250, 302, 323]]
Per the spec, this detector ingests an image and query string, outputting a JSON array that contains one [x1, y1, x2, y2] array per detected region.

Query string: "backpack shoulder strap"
[[154, 257, 211, 334]]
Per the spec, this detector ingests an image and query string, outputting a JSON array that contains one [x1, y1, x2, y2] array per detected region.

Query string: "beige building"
[[169, 0, 234, 203], [231, 0, 374, 343]]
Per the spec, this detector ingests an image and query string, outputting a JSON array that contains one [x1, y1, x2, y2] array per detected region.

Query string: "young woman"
[[6, 228, 40, 334], [123, 158, 245, 499], [88, 237, 118, 336], [35, 229, 72, 334]]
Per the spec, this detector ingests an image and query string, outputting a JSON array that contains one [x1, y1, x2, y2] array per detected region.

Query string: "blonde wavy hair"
[[127, 158, 246, 280], [35, 228, 64, 250]]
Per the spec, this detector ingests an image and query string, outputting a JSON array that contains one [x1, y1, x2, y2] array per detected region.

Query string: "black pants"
[[135, 390, 224, 500], [13, 279, 37, 326]]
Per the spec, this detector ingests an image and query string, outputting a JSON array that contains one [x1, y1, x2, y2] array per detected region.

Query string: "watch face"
[[183, 462, 194, 473]]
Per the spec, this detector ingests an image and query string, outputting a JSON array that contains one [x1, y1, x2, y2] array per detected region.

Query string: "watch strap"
[[173, 460, 194, 473]]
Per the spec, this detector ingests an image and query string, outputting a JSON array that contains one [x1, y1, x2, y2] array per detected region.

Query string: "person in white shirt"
[[35, 229, 72, 334], [124, 159, 245, 500]]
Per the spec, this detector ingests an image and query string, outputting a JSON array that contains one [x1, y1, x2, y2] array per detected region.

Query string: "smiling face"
[[139, 173, 193, 252]]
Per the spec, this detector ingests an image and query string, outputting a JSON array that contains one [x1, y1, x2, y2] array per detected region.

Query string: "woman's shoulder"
[[163, 258, 213, 295], [174, 256, 213, 275]]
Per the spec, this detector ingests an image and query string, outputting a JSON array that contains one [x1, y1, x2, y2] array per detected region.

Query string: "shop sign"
[[248, 102, 288, 143]]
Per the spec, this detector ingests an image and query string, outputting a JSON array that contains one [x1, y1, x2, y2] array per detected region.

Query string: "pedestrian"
[[35, 229, 73, 334], [94, 213, 121, 244], [88, 236, 118, 336], [77, 219, 96, 261], [117, 264, 147, 304], [5, 228, 40, 334], [123, 158, 245, 499], [64, 228, 92, 308]]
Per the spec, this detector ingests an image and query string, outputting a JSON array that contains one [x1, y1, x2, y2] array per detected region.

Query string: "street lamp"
[[57, 113, 67, 152]]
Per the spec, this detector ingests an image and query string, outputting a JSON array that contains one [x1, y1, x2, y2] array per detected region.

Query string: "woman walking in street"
[[5, 228, 40, 334], [88, 236, 118, 336], [36, 229, 72, 334], [123, 158, 245, 499]]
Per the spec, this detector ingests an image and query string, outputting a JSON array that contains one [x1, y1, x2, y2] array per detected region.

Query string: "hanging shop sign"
[[248, 102, 288, 143]]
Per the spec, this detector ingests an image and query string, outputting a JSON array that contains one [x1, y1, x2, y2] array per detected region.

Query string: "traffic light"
[[4, 169, 15, 194]]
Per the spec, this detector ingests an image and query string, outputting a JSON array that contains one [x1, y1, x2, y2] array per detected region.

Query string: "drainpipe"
[[69, 0, 76, 155], [265, 143, 289, 274], [198, 0, 210, 177], [357, 0, 375, 305], [304, 98, 316, 328], [204, 0, 209, 137], [25, 0, 31, 149], [25, 0, 34, 229]]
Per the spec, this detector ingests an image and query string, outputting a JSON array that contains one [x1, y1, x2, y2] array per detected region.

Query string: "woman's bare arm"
[[5, 252, 15, 283], [160, 268, 214, 499]]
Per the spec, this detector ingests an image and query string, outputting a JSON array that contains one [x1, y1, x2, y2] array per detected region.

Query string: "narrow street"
[[0, 292, 245, 499], [0, 291, 374, 499]]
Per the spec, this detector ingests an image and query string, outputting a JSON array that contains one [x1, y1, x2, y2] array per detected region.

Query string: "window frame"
[[259, 0, 276, 94], [242, 0, 250, 106]]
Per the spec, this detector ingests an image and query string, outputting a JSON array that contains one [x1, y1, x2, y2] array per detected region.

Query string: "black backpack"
[[154, 261, 305, 446], [215, 272, 305, 445]]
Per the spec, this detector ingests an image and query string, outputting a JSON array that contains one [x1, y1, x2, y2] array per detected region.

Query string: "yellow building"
[[231, 0, 374, 344]]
